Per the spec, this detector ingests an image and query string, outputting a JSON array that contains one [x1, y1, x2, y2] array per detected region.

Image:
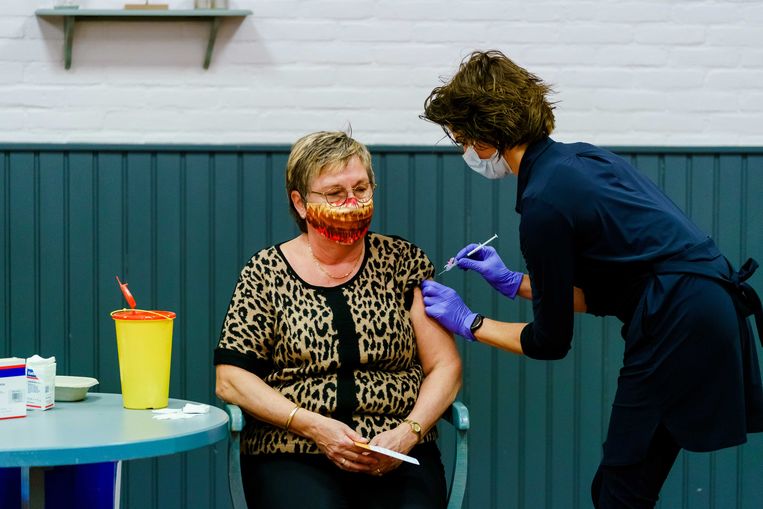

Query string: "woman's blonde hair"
[[286, 130, 375, 232], [423, 50, 555, 152]]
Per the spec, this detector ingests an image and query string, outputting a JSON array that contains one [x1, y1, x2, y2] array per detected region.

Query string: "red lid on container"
[[111, 310, 176, 321]]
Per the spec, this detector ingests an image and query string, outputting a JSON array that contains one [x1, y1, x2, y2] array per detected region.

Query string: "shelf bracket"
[[204, 17, 223, 70], [63, 15, 75, 70]]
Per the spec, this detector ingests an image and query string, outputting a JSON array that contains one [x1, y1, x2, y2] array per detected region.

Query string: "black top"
[[513, 138, 763, 464], [516, 137, 706, 359]]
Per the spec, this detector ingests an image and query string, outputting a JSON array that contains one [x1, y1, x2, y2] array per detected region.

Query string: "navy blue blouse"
[[514, 137, 763, 464], [516, 138, 707, 359]]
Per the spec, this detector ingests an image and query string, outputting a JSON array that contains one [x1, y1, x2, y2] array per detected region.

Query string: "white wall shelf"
[[35, 9, 252, 69]]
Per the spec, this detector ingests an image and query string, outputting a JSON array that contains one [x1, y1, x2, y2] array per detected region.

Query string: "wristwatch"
[[469, 314, 485, 335], [403, 419, 422, 442]]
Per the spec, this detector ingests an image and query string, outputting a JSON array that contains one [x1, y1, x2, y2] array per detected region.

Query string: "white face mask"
[[462, 146, 512, 179]]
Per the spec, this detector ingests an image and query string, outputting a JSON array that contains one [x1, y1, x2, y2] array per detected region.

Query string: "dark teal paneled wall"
[[1, 144, 762, 509]]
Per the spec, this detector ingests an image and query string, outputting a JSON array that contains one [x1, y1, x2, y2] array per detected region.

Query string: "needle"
[[437, 234, 499, 275]]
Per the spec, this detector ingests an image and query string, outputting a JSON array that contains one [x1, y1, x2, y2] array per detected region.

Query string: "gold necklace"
[[306, 238, 363, 280]]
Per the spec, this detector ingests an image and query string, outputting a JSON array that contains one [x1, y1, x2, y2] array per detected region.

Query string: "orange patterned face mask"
[[305, 199, 373, 245]]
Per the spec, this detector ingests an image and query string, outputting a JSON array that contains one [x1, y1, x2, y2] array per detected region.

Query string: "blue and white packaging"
[[0, 357, 27, 419], [26, 355, 56, 410]]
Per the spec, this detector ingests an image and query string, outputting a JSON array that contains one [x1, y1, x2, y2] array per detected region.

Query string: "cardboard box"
[[0, 357, 27, 419], [27, 355, 56, 410]]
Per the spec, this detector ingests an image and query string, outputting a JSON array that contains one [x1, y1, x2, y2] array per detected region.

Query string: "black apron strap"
[[653, 255, 763, 348]]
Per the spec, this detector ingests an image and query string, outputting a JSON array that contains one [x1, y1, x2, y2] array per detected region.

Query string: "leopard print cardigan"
[[214, 232, 437, 455]]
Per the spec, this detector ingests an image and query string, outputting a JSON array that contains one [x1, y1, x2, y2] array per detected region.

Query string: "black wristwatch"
[[469, 314, 485, 335]]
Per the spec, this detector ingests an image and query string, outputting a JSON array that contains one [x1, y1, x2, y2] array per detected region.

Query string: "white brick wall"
[[2, 0, 762, 145]]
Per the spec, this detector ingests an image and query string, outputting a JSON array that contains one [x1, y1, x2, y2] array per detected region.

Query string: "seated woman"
[[214, 130, 462, 509]]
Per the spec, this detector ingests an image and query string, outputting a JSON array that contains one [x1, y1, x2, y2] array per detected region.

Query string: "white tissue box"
[[0, 357, 27, 419], [26, 355, 56, 410]]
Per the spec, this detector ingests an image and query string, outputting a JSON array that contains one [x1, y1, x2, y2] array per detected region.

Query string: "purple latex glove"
[[421, 280, 478, 342], [455, 244, 524, 299]]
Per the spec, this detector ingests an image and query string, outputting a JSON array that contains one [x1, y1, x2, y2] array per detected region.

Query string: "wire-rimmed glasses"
[[308, 183, 376, 207]]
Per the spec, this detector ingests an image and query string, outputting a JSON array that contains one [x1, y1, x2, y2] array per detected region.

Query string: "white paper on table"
[[152, 412, 196, 420], [354, 442, 420, 465], [151, 403, 209, 420], [182, 403, 210, 414]]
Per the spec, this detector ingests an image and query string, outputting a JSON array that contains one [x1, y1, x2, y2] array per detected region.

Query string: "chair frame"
[[223, 401, 470, 509]]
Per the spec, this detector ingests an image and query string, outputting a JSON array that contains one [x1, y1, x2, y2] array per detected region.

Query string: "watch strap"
[[469, 314, 485, 334]]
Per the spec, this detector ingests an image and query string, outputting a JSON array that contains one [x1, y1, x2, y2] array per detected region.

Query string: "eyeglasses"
[[442, 126, 465, 148], [308, 182, 376, 207]]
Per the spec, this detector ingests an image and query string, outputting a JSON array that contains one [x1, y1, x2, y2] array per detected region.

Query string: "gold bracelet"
[[284, 405, 301, 431]]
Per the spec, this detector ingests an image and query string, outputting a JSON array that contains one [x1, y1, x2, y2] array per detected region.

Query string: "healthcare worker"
[[419, 50, 763, 508]]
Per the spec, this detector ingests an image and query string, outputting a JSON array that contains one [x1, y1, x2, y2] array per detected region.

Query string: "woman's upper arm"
[[216, 363, 247, 384], [409, 286, 462, 376], [215, 363, 253, 403]]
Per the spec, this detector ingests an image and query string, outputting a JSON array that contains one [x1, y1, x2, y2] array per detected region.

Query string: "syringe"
[[438, 233, 499, 275]]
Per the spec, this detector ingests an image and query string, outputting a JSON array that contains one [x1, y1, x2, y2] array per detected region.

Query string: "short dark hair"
[[423, 50, 555, 153]]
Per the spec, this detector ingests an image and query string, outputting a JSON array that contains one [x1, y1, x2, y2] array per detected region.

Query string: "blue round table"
[[0, 393, 229, 508]]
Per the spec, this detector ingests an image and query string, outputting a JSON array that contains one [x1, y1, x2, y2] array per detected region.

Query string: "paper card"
[[354, 442, 420, 465]]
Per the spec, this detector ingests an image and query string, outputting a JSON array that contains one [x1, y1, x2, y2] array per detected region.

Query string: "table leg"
[[3, 461, 121, 508], [20, 467, 29, 509], [114, 461, 122, 509], [3, 466, 40, 509]]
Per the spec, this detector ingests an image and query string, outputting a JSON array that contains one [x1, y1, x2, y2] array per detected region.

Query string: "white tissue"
[[27, 355, 56, 365], [151, 403, 210, 420], [182, 403, 210, 414], [152, 412, 195, 420]]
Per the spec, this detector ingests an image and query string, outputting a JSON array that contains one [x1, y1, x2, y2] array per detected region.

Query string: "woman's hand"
[[366, 424, 419, 475], [421, 280, 477, 340], [304, 413, 379, 473], [455, 244, 524, 299], [216, 365, 378, 473]]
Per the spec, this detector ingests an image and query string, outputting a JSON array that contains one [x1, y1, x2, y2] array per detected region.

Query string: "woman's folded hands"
[[306, 413, 379, 473], [305, 412, 416, 476]]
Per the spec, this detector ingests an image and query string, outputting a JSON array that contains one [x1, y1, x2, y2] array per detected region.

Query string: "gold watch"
[[404, 419, 422, 442]]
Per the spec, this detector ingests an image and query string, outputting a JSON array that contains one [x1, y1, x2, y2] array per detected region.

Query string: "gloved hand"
[[421, 280, 478, 342], [455, 244, 524, 299]]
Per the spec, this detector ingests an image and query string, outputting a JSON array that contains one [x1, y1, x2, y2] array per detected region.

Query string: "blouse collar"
[[515, 137, 554, 213]]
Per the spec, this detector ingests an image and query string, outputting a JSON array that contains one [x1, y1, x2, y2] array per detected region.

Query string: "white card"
[[354, 442, 420, 465]]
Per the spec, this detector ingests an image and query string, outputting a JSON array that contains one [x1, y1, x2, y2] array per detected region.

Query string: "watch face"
[[411, 422, 421, 432], [470, 314, 484, 332]]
